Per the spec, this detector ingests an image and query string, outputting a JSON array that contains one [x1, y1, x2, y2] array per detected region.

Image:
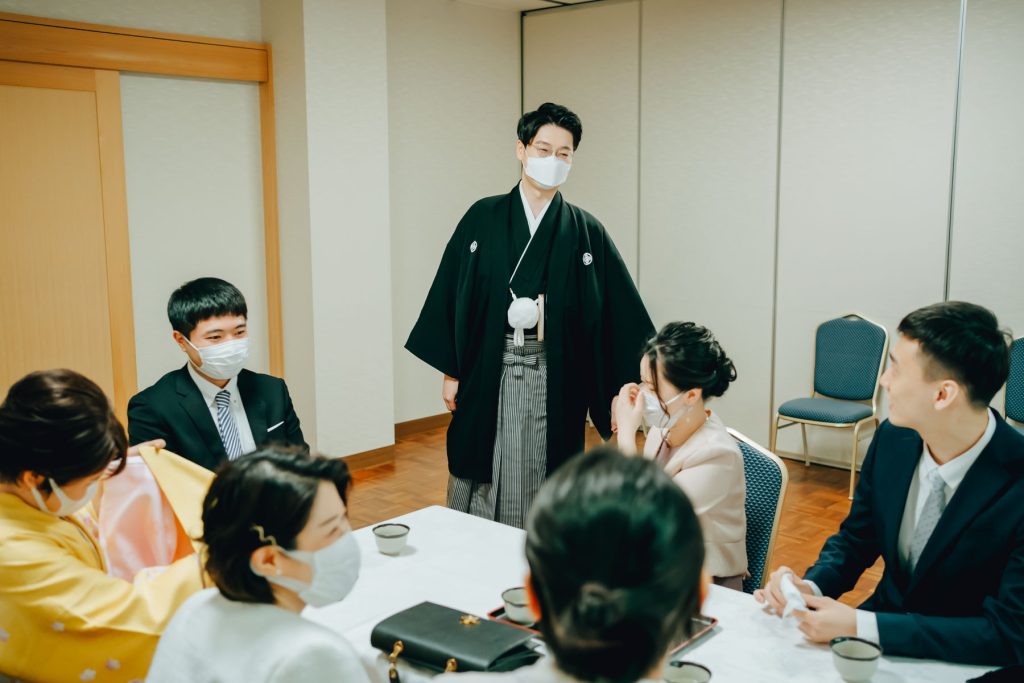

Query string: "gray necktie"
[[215, 390, 243, 460], [908, 469, 948, 571]]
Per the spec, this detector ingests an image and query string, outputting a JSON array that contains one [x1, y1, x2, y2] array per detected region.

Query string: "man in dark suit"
[[756, 301, 1024, 666], [129, 278, 306, 470]]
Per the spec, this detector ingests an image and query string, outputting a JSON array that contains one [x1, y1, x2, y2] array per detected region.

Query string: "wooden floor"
[[348, 426, 883, 606]]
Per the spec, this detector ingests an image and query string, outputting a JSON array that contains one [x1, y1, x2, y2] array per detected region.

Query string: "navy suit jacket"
[[805, 411, 1024, 665], [127, 366, 307, 470]]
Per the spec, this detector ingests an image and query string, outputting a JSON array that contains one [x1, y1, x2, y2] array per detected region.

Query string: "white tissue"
[[780, 573, 808, 619]]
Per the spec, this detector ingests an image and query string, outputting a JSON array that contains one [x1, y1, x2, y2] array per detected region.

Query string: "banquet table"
[[306, 506, 993, 683]]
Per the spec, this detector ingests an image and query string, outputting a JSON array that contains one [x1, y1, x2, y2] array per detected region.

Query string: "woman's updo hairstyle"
[[643, 322, 737, 404], [525, 448, 705, 683]]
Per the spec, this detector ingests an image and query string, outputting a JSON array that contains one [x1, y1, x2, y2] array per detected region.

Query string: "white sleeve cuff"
[[855, 610, 880, 644], [803, 580, 824, 597]]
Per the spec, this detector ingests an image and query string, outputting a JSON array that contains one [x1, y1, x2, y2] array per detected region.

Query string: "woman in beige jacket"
[[614, 322, 747, 589]]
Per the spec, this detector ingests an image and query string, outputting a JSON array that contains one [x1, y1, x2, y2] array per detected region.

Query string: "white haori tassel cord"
[[508, 289, 539, 347]]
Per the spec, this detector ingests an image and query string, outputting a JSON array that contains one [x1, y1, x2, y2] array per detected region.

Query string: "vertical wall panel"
[[122, 75, 269, 389], [388, 0, 521, 423], [523, 0, 640, 276], [948, 1, 1024, 350], [773, 0, 961, 463], [640, 0, 782, 444]]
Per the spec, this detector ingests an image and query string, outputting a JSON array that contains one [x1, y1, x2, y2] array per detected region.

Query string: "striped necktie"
[[214, 390, 244, 460]]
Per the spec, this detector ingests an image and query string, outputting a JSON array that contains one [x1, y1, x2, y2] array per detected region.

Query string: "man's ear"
[[525, 573, 543, 622], [934, 379, 961, 411], [172, 330, 191, 353]]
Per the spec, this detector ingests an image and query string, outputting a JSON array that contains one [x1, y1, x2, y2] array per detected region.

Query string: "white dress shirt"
[[519, 180, 552, 236], [147, 588, 372, 683], [806, 411, 997, 643], [187, 363, 257, 455]]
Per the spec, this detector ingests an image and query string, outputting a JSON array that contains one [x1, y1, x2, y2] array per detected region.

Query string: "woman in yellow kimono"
[[0, 369, 207, 683]]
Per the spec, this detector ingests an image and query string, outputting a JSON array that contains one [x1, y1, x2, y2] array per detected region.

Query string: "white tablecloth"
[[306, 506, 993, 683]]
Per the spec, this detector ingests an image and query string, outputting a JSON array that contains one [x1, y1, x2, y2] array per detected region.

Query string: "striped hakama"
[[447, 335, 546, 529]]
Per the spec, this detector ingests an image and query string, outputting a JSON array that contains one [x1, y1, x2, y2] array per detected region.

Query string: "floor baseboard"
[[342, 414, 451, 471]]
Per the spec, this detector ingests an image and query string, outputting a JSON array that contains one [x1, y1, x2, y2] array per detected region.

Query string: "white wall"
[[522, 0, 1024, 468], [263, 0, 398, 458], [523, 0, 640, 276], [388, 0, 522, 423], [772, 0, 961, 464], [0, 0, 270, 392], [639, 0, 781, 445], [948, 0, 1024, 342], [261, 0, 319, 449], [301, 0, 395, 456], [122, 75, 268, 389], [0, 0, 261, 41]]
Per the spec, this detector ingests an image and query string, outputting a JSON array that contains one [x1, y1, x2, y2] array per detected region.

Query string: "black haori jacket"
[[406, 186, 654, 483]]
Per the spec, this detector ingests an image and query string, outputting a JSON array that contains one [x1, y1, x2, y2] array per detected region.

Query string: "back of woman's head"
[[201, 446, 351, 603], [645, 322, 736, 400], [0, 369, 127, 486], [525, 448, 705, 683]]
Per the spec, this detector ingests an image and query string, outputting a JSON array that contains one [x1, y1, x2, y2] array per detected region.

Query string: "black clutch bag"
[[371, 601, 541, 679]]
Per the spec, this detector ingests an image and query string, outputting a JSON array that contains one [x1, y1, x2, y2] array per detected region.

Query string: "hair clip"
[[251, 524, 278, 547]]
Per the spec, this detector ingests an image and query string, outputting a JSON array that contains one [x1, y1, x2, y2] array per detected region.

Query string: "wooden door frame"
[[0, 12, 285, 417]]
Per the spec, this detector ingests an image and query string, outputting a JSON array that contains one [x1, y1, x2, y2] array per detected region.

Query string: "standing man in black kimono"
[[406, 102, 654, 528]]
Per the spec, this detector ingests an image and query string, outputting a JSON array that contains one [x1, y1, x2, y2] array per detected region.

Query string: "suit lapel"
[[238, 371, 267, 446], [908, 417, 1016, 592], [174, 366, 226, 466]]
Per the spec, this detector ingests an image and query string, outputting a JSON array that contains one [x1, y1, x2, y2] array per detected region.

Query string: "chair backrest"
[[728, 428, 788, 594], [813, 315, 888, 402], [1007, 338, 1024, 424]]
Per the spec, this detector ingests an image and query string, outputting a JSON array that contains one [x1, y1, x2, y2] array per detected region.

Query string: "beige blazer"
[[645, 411, 748, 579]]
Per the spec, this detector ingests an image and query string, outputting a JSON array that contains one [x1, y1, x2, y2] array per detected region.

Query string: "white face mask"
[[260, 532, 361, 608], [185, 337, 250, 381], [30, 478, 99, 517], [524, 154, 571, 189], [642, 389, 687, 430]]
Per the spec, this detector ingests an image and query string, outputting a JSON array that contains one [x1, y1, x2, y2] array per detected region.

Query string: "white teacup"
[[372, 523, 410, 555], [830, 637, 882, 682], [501, 587, 534, 624], [663, 661, 711, 683]]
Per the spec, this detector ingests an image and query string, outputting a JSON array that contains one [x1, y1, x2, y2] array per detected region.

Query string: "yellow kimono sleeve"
[[0, 532, 203, 683]]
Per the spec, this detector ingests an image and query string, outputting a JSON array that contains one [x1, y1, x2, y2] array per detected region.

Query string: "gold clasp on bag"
[[388, 641, 404, 681], [459, 614, 480, 626], [445, 659, 458, 673]]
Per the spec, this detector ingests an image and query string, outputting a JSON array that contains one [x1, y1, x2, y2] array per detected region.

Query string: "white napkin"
[[780, 573, 808, 619]]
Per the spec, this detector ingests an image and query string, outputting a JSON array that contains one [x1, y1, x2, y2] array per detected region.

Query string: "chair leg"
[[769, 415, 779, 454], [801, 423, 809, 466], [849, 421, 863, 499]]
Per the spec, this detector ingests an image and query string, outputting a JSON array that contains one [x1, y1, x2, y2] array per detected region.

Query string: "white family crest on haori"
[[470, 241, 478, 253], [582, 252, 593, 266]]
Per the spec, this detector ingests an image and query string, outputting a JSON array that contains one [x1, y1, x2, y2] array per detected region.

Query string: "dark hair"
[[167, 277, 248, 338], [526, 448, 704, 683], [0, 369, 127, 487], [897, 301, 1011, 408], [518, 102, 583, 150], [201, 446, 352, 604], [644, 322, 737, 409]]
